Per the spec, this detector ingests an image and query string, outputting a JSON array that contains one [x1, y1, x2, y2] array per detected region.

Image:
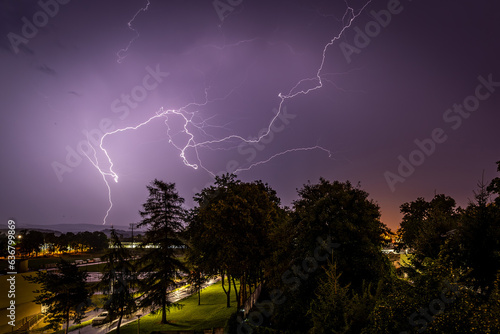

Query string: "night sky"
[[1, 0, 499, 231]]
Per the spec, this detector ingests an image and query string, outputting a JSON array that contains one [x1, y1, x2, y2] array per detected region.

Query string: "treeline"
[[2, 230, 108, 257], [25, 160, 500, 333], [237, 161, 500, 334], [171, 173, 392, 332], [182, 164, 500, 333]]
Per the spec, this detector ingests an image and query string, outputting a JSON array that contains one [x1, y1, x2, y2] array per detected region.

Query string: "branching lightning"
[[88, 0, 372, 224], [116, 0, 150, 63]]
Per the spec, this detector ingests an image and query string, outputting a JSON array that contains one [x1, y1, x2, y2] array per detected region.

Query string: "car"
[[92, 311, 110, 326]]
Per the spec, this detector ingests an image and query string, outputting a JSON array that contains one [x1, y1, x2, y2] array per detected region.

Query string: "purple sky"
[[1, 0, 499, 231]]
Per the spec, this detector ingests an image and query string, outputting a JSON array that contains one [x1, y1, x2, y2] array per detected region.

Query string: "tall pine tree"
[[96, 227, 137, 333], [137, 179, 187, 324]]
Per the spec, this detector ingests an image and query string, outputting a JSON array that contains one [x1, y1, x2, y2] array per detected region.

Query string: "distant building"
[[109, 241, 186, 249]]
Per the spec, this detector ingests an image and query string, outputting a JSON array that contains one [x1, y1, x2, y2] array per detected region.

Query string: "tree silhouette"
[[456, 179, 500, 294], [96, 227, 137, 333], [137, 179, 187, 324], [397, 194, 460, 268], [25, 259, 90, 333], [189, 174, 281, 308]]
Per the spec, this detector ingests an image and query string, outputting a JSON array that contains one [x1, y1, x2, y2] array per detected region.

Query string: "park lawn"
[[51, 319, 93, 334], [399, 253, 413, 266], [109, 281, 239, 333], [0, 272, 41, 309], [0, 272, 42, 332], [36, 319, 93, 334]]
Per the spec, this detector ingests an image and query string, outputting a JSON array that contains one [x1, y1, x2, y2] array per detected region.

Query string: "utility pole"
[[129, 223, 136, 248]]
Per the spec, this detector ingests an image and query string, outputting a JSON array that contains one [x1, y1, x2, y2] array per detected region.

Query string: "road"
[[68, 277, 220, 334]]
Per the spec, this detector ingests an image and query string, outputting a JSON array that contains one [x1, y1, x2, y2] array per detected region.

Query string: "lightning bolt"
[[234, 146, 333, 174], [88, 0, 372, 224], [116, 0, 150, 63]]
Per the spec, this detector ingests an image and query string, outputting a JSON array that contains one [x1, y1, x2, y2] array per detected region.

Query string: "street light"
[[137, 314, 142, 334]]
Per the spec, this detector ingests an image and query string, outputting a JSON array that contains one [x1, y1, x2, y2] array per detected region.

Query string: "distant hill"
[[11, 223, 143, 237]]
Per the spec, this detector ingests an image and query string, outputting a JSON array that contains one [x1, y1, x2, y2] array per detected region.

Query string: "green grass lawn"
[[399, 253, 413, 266], [109, 281, 238, 334], [0, 272, 42, 332]]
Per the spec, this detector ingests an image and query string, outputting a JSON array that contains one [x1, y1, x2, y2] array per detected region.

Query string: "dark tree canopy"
[[454, 181, 500, 293], [137, 179, 187, 324], [20, 161, 500, 334], [487, 160, 500, 204], [291, 178, 390, 289], [188, 174, 283, 308], [25, 259, 90, 333], [96, 228, 137, 333], [19, 230, 44, 256], [268, 178, 391, 332], [397, 194, 460, 264]]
